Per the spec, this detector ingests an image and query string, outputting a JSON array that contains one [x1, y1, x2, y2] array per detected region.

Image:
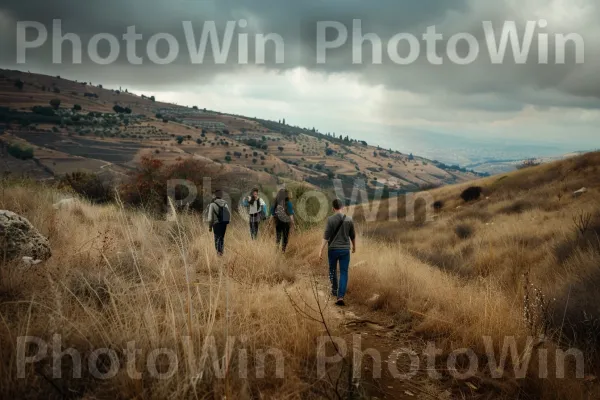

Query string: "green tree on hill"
[[113, 105, 131, 114], [7, 143, 34, 160], [49, 99, 61, 110]]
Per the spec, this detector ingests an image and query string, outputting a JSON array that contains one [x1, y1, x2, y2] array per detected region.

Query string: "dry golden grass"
[[2, 151, 600, 399], [0, 183, 342, 399], [348, 152, 600, 398]]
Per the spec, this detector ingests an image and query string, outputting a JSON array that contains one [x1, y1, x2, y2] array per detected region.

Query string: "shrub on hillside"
[[553, 212, 600, 264], [460, 186, 483, 202], [118, 156, 229, 215], [454, 223, 474, 239], [59, 172, 113, 204], [549, 253, 600, 362], [49, 99, 61, 110], [517, 158, 541, 170], [433, 200, 444, 210], [498, 199, 532, 215], [7, 143, 34, 160], [118, 156, 166, 213], [113, 105, 132, 114], [31, 106, 56, 116]]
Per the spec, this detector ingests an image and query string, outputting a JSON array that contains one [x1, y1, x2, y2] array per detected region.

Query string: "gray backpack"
[[274, 203, 291, 223], [214, 202, 230, 224]]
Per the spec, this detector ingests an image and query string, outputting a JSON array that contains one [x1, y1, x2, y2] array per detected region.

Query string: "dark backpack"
[[214, 202, 230, 224]]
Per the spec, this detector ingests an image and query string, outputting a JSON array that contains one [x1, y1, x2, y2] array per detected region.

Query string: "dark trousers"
[[249, 221, 260, 240], [275, 220, 290, 253], [213, 223, 227, 255], [328, 249, 350, 298]]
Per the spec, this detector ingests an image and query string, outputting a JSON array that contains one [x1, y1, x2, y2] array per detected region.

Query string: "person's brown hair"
[[275, 189, 290, 213]]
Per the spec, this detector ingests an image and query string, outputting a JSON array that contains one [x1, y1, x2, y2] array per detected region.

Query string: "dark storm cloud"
[[1, 0, 599, 109]]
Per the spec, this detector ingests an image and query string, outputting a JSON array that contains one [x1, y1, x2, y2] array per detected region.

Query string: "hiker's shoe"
[[335, 298, 345, 307]]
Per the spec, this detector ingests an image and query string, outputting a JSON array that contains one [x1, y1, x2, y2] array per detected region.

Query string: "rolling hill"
[[1, 69, 486, 197]]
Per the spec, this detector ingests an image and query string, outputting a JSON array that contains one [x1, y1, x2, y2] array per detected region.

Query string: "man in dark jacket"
[[318, 198, 356, 306]]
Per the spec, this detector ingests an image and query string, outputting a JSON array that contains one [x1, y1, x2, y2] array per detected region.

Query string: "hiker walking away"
[[207, 190, 230, 256], [271, 188, 295, 253], [243, 188, 267, 240], [318, 199, 356, 306]]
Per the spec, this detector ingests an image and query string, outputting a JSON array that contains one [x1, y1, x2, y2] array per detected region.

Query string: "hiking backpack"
[[274, 203, 291, 223], [214, 202, 231, 224]]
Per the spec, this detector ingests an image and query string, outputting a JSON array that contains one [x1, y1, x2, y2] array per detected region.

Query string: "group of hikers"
[[206, 188, 356, 306]]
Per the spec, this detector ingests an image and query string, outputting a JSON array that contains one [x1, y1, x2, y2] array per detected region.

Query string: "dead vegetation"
[[1, 151, 600, 399]]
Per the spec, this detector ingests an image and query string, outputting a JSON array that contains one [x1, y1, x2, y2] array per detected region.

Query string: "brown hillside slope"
[[1, 68, 481, 190], [342, 151, 600, 397]]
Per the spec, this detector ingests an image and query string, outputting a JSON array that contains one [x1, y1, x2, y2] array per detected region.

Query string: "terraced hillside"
[[1, 69, 485, 196]]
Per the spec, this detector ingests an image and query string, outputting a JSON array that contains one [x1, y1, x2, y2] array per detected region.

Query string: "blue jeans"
[[328, 249, 350, 299]]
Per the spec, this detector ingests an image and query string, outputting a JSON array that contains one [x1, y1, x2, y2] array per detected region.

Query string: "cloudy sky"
[[1, 0, 598, 164]]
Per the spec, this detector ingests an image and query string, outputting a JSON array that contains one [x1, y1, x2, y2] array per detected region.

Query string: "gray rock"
[[0, 210, 51, 262]]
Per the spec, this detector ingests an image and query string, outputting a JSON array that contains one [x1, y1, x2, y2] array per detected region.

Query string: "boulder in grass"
[[0, 210, 51, 263]]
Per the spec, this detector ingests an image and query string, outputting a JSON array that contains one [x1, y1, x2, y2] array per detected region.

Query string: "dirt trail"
[[304, 275, 452, 400]]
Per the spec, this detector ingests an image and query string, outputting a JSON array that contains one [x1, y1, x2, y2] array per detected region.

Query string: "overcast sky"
[[1, 0, 598, 161]]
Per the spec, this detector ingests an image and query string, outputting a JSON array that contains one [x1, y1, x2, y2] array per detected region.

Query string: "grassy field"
[[1, 152, 600, 398]]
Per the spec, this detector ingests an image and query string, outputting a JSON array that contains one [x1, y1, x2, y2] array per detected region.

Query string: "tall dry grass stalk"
[[0, 184, 338, 399]]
